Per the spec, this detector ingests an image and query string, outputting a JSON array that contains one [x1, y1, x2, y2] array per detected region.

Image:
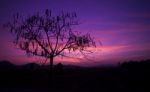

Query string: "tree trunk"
[[50, 56, 54, 72], [49, 56, 54, 88]]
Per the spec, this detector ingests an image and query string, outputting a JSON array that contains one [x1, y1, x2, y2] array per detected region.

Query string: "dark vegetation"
[[0, 60, 150, 92]]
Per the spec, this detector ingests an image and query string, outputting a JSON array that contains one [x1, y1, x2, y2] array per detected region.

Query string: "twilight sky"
[[0, 0, 150, 66]]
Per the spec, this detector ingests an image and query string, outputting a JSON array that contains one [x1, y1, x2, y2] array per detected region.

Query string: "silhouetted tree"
[[5, 9, 96, 72], [55, 62, 63, 72]]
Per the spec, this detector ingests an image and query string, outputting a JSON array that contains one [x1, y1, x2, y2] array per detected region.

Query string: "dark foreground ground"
[[0, 60, 150, 92]]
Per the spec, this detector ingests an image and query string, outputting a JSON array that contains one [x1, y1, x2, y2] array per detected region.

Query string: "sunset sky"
[[0, 0, 150, 66]]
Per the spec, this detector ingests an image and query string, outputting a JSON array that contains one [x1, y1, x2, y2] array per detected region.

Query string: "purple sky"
[[0, 0, 150, 66]]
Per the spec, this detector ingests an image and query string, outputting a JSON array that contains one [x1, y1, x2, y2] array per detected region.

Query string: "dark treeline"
[[0, 60, 150, 92]]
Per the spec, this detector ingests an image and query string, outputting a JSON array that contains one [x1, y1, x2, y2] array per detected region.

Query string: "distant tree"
[[55, 62, 63, 72], [5, 9, 96, 72]]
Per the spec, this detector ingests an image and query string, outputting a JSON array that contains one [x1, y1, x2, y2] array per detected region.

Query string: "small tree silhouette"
[[5, 9, 96, 72]]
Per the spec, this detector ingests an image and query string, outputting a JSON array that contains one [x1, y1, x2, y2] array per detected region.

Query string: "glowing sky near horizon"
[[0, 0, 150, 66]]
